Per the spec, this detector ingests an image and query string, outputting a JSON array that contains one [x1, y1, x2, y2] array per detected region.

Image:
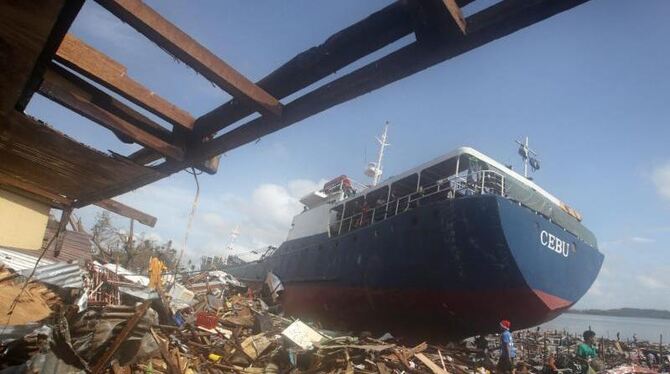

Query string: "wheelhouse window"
[[456, 154, 505, 196], [419, 157, 457, 202], [365, 185, 389, 223], [388, 173, 418, 217]]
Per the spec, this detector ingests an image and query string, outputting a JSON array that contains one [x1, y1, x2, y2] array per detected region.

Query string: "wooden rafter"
[[95, 0, 283, 118], [39, 64, 184, 161], [192, 0, 425, 137], [95, 198, 157, 227], [188, 0, 591, 164], [55, 33, 194, 130], [79, 0, 591, 209]]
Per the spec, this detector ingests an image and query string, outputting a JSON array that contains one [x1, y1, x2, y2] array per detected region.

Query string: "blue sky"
[[25, 0, 670, 309]]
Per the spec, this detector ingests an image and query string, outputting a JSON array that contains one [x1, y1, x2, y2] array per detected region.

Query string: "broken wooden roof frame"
[[0, 0, 591, 212]]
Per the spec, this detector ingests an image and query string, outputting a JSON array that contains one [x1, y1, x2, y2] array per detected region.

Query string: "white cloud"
[[79, 176, 324, 264], [630, 236, 654, 244], [652, 161, 670, 201], [637, 275, 667, 290]]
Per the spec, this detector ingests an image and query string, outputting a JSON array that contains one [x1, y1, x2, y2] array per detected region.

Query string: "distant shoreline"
[[565, 308, 670, 320]]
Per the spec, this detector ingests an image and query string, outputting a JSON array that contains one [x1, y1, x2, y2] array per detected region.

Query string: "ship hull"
[[226, 195, 603, 339]]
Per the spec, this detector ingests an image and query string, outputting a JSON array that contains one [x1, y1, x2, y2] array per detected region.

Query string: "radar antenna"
[[516, 136, 540, 178]]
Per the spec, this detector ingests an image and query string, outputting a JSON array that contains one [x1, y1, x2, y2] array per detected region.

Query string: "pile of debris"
[[0, 258, 668, 374]]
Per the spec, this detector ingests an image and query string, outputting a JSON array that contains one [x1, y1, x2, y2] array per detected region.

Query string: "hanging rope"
[[170, 167, 201, 288]]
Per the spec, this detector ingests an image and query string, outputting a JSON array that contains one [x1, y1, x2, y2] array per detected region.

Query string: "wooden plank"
[[190, 0, 591, 162], [91, 300, 152, 374], [127, 146, 219, 174], [0, 172, 71, 206], [95, 198, 157, 227], [39, 65, 184, 161], [55, 34, 195, 130], [95, 0, 283, 117], [415, 353, 449, 374], [0, 0, 81, 115], [192, 0, 426, 137], [53, 207, 73, 257], [442, 0, 467, 34], [70, 0, 591, 204]]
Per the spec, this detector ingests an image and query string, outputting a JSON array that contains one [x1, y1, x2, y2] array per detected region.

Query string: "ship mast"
[[365, 122, 390, 186], [515, 136, 540, 178]]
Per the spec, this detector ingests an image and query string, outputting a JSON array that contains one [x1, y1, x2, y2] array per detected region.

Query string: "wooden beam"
[[55, 34, 195, 130], [72, 0, 591, 204], [0, 172, 71, 206], [95, 198, 157, 227], [127, 147, 219, 174], [39, 64, 184, 161], [0, 0, 83, 115], [189, 0, 591, 163], [54, 206, 73, 257], [91, 301, 152, 374], [442, 0, 467, 34], [192, 0, 427, 137], [95, 0, 283, 117]]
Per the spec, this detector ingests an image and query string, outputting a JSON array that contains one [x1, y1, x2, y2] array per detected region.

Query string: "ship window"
[[420, 157, 457, 188], [365, 186, 389, 223], [340, 196, 365, 234], [388, 173, 418, 216], [329, 205, 344, 236]]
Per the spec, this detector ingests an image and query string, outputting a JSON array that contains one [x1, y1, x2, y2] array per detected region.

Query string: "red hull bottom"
[[278, 283, 572, 340]]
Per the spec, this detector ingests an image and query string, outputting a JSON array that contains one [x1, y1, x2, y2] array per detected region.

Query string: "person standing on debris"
[[497, 320, 516, 374], [577, 330, 600, 372]]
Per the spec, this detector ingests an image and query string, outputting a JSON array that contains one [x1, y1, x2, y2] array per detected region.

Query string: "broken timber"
[[94, 198, 157, 227], [55, 33, 195, 130], [90, 300, 152, 374], [39, 64, 184, 161], [94, 0, 283, 117], [0, 0, 594, 210]]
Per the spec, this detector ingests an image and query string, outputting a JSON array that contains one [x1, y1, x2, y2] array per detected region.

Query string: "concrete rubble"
[[0, 260, 668, 374]]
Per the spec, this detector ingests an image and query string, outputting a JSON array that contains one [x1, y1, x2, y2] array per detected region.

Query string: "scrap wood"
[[415, 352, 449, 374], [240, 333, 273, 360], [376, 361, 391, 374], [90, 300, 152, 374], [150, 327, 181, 374], [318, 343, 396, 352]]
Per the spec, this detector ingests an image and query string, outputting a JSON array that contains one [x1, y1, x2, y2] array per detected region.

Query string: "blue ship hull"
[[226, 195, 603, 339]]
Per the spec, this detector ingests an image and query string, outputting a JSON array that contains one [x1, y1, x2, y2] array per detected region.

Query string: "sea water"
[[537, 313, 670, 343]]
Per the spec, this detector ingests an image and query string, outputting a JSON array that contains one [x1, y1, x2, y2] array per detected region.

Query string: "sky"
[[24, 0, 670, 310]]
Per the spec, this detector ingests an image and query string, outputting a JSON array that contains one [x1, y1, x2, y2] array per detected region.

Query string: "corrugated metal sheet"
[[0, 246, 55, 271], [93, 261, 150, 286], [41, 225, 93, 262], [19, 262, 84, 288]]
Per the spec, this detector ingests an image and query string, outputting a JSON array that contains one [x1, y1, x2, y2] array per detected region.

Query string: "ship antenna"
[[365, 122, 390, 186], [515, 136, 541, 178]]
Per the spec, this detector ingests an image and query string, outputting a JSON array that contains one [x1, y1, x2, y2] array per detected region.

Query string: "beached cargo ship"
[[225, 146, 603, 338]]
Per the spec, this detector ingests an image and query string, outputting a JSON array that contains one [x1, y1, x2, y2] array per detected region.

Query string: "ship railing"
[[330, 170, 506, 236], [323, 179, 369, 196]]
